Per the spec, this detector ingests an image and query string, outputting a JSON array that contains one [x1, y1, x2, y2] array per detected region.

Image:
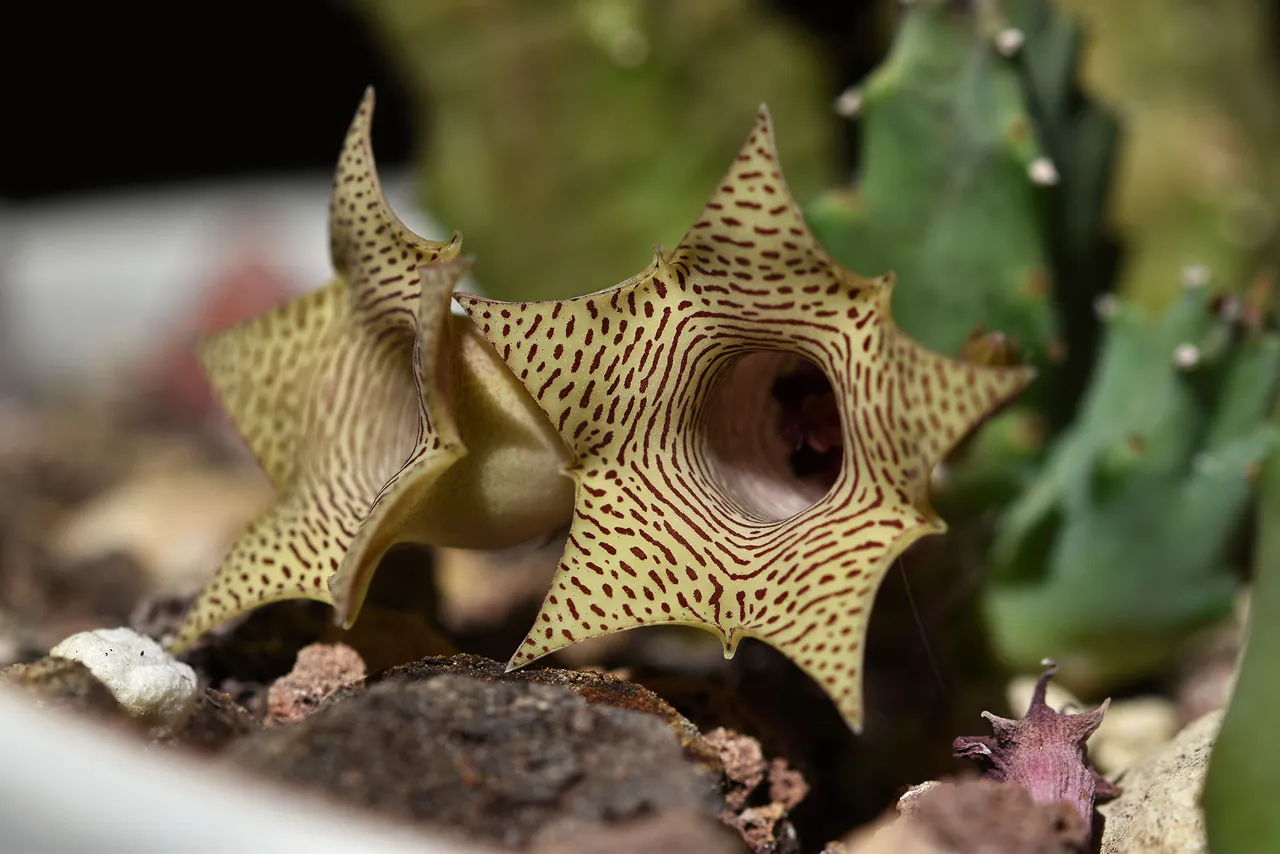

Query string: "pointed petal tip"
[[1084, 696, 1112, 724], [417, 255, 473, 291], [1030, 660, 1060, 708], [452, 291, 492, 314], [981, 709, 1018, 731], [327, 583, 359, 632], [1067, 697, 1111, 743], [742, 103, 778, 156]]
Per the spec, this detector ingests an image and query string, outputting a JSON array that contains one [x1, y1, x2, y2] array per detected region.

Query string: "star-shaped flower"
[[457, 107, 1035, 731], [171, 90, 572, 652]]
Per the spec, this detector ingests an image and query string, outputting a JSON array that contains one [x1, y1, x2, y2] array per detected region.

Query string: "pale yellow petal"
[[460, 107, 1033, 731]]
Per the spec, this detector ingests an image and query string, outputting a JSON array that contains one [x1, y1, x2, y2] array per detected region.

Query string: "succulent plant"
[[806, 0, 1055, 366], [805, 0, 1120, 434], [456, 107, 1033, 732], [170, 92, 573, 652], [1204, 441, 1280, 854], [984, 275, 1280, 690]]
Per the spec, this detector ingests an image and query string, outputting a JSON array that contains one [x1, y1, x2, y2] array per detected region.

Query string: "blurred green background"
[[345, 0, 1280, 314]]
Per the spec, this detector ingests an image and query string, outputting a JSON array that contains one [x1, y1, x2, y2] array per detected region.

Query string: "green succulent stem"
[[1204, 445, 1280, 853]]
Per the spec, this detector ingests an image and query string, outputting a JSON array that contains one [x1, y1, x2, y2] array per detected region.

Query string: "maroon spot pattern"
[[457, 107, 1034, 731], [172, 89, 464, 651]]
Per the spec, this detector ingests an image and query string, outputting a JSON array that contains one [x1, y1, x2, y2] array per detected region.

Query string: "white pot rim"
[[0, 686, 485, 853]]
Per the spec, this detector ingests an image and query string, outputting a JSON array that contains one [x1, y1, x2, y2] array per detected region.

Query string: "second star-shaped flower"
[[457, 107, 1035, 731], [171, 90, 573, 651]]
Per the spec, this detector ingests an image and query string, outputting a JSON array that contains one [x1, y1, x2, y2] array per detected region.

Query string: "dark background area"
[[1, 0, 880, 203], [2, 2, 416, 201]]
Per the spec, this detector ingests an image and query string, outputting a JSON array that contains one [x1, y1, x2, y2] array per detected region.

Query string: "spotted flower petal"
[[172, 90, 572, 651], [457, 106, 1035, 731]]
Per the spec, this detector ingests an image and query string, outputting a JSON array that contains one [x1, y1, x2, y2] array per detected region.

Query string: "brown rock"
[[896, 781, 943, 818], [173, 688, 260, 752], [266, 643, 366, 725], [227, 671, 723, 847], [1098, 710, 1220, 854], [326, 653, 721, 773], [530, 808, 748, 853], [905, 779, 1087, 854], [831, 779, 1088, 854], [2, 656, 126, 723]]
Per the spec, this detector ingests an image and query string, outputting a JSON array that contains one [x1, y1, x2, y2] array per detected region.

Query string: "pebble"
[[50, 627, 198, 737]]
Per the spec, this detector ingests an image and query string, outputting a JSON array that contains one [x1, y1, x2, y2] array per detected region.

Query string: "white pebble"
[[50, 627, 198, 737]]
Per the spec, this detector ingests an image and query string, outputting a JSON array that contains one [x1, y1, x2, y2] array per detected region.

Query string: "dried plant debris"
[[953, 663, 1117, 837], [706, 727, 809, 854], [460, 106, 1033, 733]]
